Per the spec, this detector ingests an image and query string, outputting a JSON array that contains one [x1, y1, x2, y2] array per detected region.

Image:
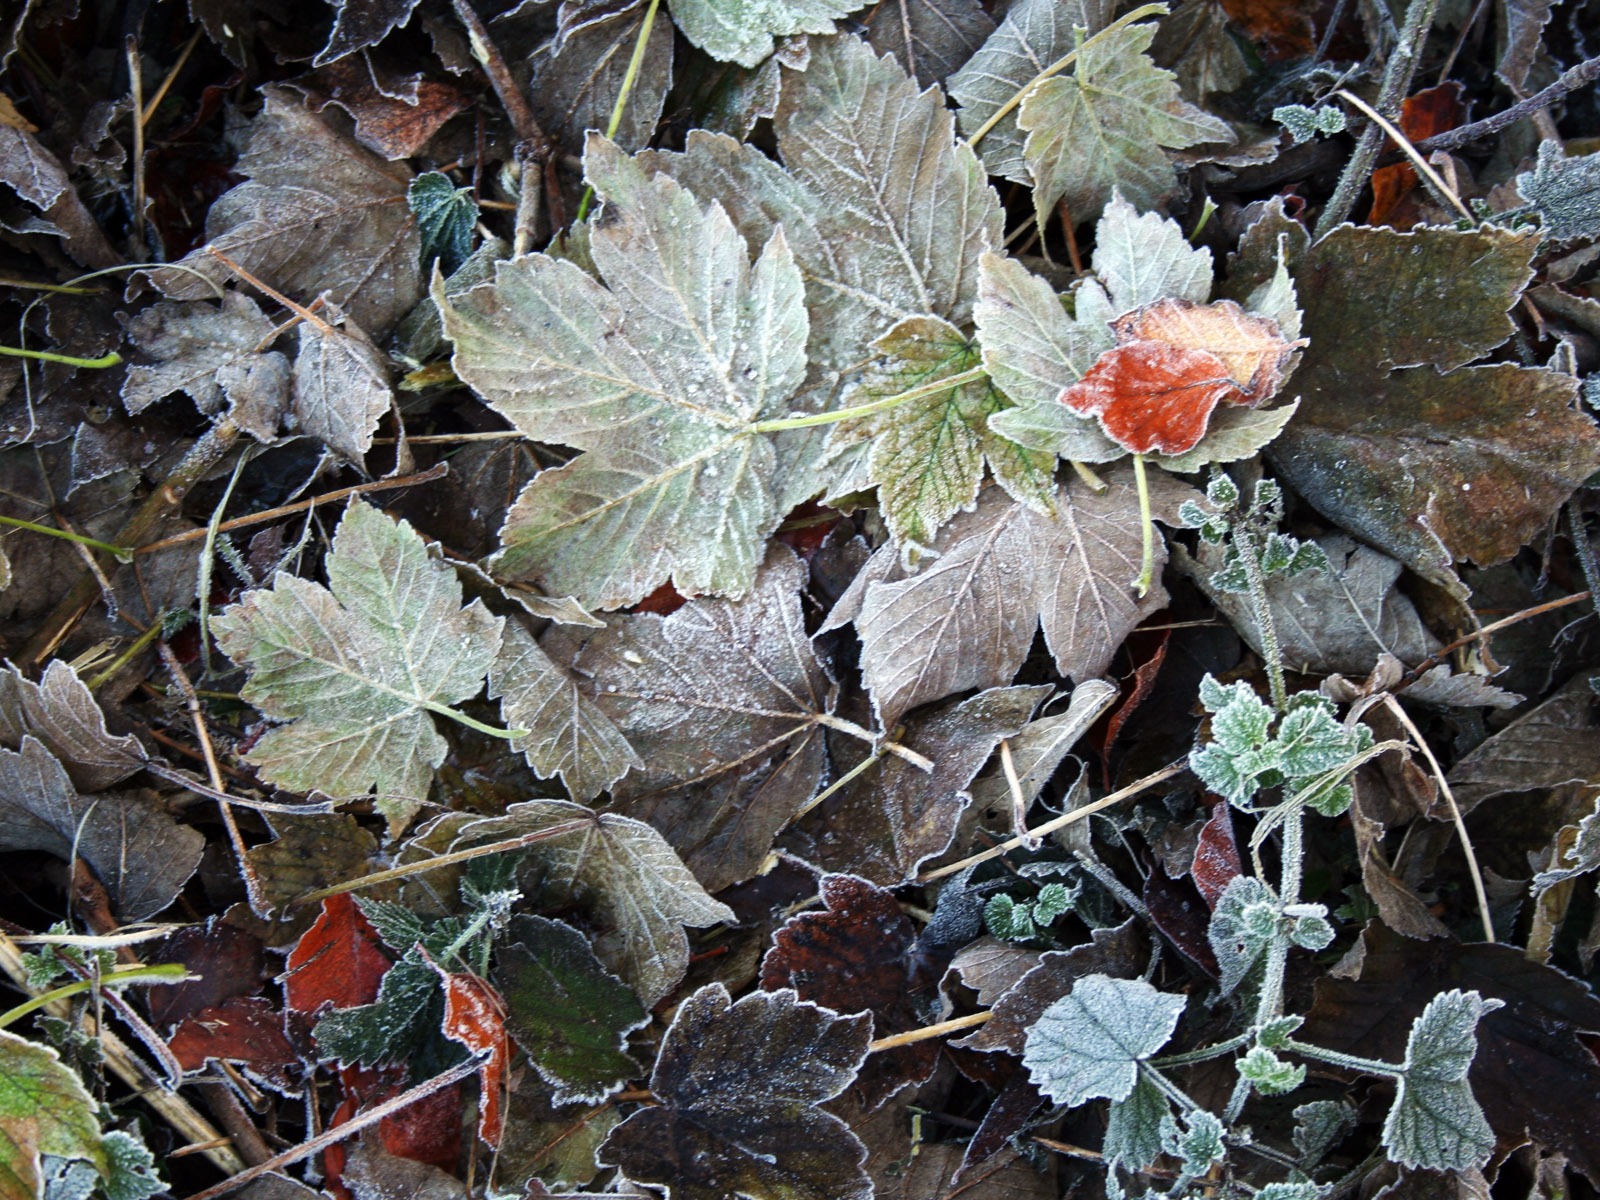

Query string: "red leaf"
[[167, 996, 297, 1071], [282, 894, 391, 1014], [1191, 802, 1243, 909], [630, 581, 688, 616], [1369, 83, 1466, 226], [1093, 616, 1171, 785], [430, 962, 510, 1149], [323, 1066, 463, 1191], [1062, 341, 1237, 455], [149, 919, 265, 1030]]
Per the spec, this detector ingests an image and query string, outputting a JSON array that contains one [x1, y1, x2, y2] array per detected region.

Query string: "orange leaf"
[[282, 894, 392, 1014], [428, 961, 510, 1149], [1368, 82, 1466, 226], [1113, 298, 1300, 405]]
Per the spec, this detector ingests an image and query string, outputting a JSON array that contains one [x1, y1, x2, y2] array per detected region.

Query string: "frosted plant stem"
[[0, 515, 131, 560], [1132, 453, 1156, 597], [0, 345, 121, 368], [575, 0, 661, 224], [749, 367, 989, 433], [1237, 528, 1287, 712]]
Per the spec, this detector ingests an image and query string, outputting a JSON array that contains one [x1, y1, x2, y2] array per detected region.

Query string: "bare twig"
[[868, 1010, 992, 1052], [1394, 591, 1591, 690], [1402, 53, 1600, 161]]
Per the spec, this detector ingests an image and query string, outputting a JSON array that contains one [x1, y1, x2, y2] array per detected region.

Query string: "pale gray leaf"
[[1532, 796, 1600, 896], [949, 0, 1116, 182], [1091, 192, 1214, 312], [670, 0, 865, 67], [142, 87, 420, 335], [530, 4, 673, 153], [119, 293, 280, 417], [1104, 1074, 1170, 1171], [455, 799, 734, 1005], [291, 317, 391, 461], [0, 660, 145, 792], [0, 737, 202, 921], [968, 678, 1117, 813], [315, 0, 425, 65], [1157, 399, 1299, 472], [862, 0, 995, 86], [1022, 974, 1185, 1106], [488, 620, 641, 804]]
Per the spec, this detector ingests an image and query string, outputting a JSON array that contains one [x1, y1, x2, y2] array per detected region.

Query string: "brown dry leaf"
[[1446, 674, 1600, 813], [0, 660, 144, 792], [291, 314, 393, 462]]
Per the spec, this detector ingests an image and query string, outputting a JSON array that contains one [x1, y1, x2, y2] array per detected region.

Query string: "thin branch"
[[868, 1010, 992, 1052], [1401, 53, 1600, 161], [1394, 591, 1591, 690]]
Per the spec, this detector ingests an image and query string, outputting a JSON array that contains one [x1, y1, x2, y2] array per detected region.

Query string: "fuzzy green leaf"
[[669, 0, 866, 67], [408, 171, 476, 274], [1516, 142, 1600, 242], [1022, 974, 1186, 1106], [1103, 1073, 1169, 1171], [1239, 1046, 1306, 1095], [212, 500, 503, 832], [1384, 989, 1503, 1171], [1208, 875, 1278, 996]]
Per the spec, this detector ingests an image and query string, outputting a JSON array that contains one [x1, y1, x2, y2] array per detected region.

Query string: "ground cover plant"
[[2, 0, 1600, 1197]]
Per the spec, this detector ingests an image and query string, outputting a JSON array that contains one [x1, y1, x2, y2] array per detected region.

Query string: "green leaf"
[[984, 894, 1037, 941], [1516, 142, 1600, 242], [1159, 1108, 1225, 1176], [950, 0, 1115, 184], [1273, 104, 1346, 144], [1015, 20, 1232, 223], [1275, 702, 1369, 778], [494, 915, 647, 1106], [438, 135, 808, 608], [1293, 1099, 1355, 1164], [668, 0, 866, 67], [1103, 1073, 1169, 1171], [212, 500, 503, 833], [1208, 875, 1278, 996], [1239, 1046, 1306, 1095], [408, 171, 477, 275], [0, 1028, 161, 1200], [313, 958, 440, 1069], [1034, 882, 1075, 924], [455, 799, 734, 1006], [1384, 989, 1503, 1171], [1091, 192, 1214, 312], [1022, 974, 1186, 1106], [828, 315, 1056, 549]]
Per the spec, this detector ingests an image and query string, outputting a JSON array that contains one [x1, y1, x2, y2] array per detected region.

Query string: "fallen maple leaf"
[[1060, 298, 1302, 455]]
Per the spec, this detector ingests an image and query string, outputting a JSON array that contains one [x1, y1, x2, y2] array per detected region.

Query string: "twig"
[[141, 26, 202, 124], [918, 759, 1188, 883], [126, 36, 148, 260], [868, 1010, 992, 1052], [1334, 88, 1471, 220], [183, 1055, 485, 1200], [1401, 53, 1600, 161], [1315, 0, 1440, 238], [1394, 590, 1591, 689]]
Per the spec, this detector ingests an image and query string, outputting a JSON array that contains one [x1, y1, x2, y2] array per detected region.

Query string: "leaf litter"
[[2, 2, 1600, 1199]]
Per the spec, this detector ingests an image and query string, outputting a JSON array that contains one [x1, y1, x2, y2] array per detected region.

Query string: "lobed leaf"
[[1021, 974, 1186, 1107], [1383, 990, 1503, 1171], [671, 0, 866, 67]]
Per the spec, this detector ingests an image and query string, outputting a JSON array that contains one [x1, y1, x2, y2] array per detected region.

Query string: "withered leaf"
[[0, 659, 144, 792], [539, 545, 829, 892], [143, 87, 420, 336], [0, 737, 201, 922], [1267, 224, 1600, 583], [314, 0, 425, 66], [597, 983, 873, 1200], [862, 0, 995, 86], [290, 314, 393, 462], [243, 811, 380, 918], [454, 799, 734, 1006], [1446, 674, 1600, 813], [789, 684, 1050, 884], [761, 873, 945, 1108], [428, 962, 510, 1149], [493, 915, 646, 1107], [282, 894, 392, 1015], [119, 293, 285, 430], [530, 3, 673, 155], [669, 0, 863, 67], [168, 996, 298, 1074]]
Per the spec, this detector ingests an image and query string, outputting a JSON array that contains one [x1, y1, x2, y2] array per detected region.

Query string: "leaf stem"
[[0, 345, 121, 368], [812, 713, 935, 770], [1131, 452, 1155, 598], [0, 515, 134, 562], [417, 697, 527, 740], [0, 962, 190, 1029], [965, 4, 1169, 148], [1280, 1038, 1403, 1080], [1237, 524, 1287, 712], [749, 366, 989, 434]]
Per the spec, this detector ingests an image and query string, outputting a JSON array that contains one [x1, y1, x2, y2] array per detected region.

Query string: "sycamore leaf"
[[493, 915, 647, 1107], [827, 315, 1056, 550], [1093, 191, 1215, 311], [1022, 974, 1186, 1106], [862, 0, 995, 86], [1015, 20, 1233, 222], [438, 136, 807, 608], [949, 0, 1116, 183], [488, 620, 641, 806], [645, 35, 1001, 375], [1266, 223, 1600, 583], [0, 737, 202, 922], [0, 660, 144, 792], [597, 983, 873, 1200], [119, 292, 284, 429], [212, 500, 503, 832], [788, 685, 1049, 884], [824, 472, 1190, 728], [0, 1028, 164, 1200], [1384, 990, 1503, 1171], [142, 87, 420, 336], [454, 800, 734, 1006], [538, 546, 830, 892], [670, 0, 866, 67]]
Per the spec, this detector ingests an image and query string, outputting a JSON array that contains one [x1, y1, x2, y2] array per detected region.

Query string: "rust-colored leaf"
[[431, 965, 510, 1149], [1369, 83, 1466, 227], [282, 894, 392, 1015], [1191, 801, 1243, 909], [167, 996, 297, 1072]]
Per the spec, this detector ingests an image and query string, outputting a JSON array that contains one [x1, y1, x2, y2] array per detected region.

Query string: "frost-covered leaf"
[[119, 292, 283, 426], [1104, 1074, 1169, 1171], [949, 0, 1115, 183], [438, 136, 806, 608], [1015, 20, 1232, 221], [1447, 674, 1600, 812], [0, 737, 202, 922], [312, 957, 437, 1069], [0, 1028, 164, 1200], [1161, 1108, 1225, 1176], [430, 963, 511, 1148], [1532, 796, 1600, 896], [1384, 990, 1502, 1171], [290, 314, 392, 462], [967, 678, 1118, 815], [143, 87, 420, 335], [408, 171, 476, 275], [454, 799, 734, 1005], [862, 0, 995, 86], [212, 500, 503, 832], [1208, 874, 1278, 996], [313, 0, 424, 65], [1238, 1046, 1305, 1095], [669, 0, 865, 67], [493, 915, 646, 1107], [531, 2, 673, 155], [1293, 1100, 1356, 1165], [1022, 974, 1186, 1106], [1516, 142, 1600, 242], [539, 546, 829, 892], [488, 620, 641, 805], [598, 984, 871, 1199], [1268, 224, 1600, 583], [647, 35, 1001, 374], [1092, 192, 1214, 311], [832, 472, 1189, 727], [0, 660, 144, 792], [828, 315, 1055, 549], [791, 685, 1049, 884]]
